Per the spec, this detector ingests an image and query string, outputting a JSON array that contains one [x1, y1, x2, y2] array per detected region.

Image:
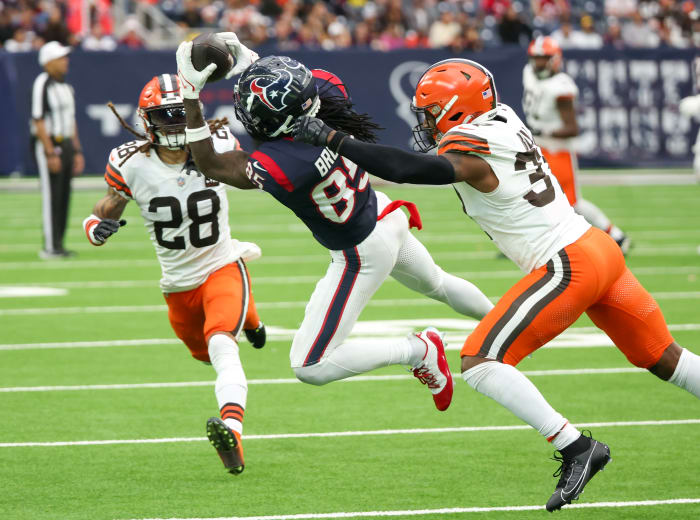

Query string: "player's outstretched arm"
[[176, 40, 254, 190], [293, 116, 496, 191], [183, 98, 254, 190], [293, 116, 455, 184], [83, 189, 128, 246]]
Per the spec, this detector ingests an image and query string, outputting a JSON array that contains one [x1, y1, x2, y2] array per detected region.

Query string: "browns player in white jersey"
[[523, 36, 631, 254], [293, 58, 700, 511], [82, 74, 265, 475]]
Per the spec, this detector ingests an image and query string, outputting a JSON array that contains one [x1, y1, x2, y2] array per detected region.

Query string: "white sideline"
[[126, 498, 700, 520], [0, 368, 646, 393], [2, 419, 699, 448]]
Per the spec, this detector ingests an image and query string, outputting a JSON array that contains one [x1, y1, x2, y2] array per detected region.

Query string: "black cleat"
[[206, 417, 244, 475], [546, 434, 611, 512], [244, 322, 266, 349]]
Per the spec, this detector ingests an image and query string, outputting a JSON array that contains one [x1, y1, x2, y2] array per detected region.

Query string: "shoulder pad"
[[439, 125, 491, 156]]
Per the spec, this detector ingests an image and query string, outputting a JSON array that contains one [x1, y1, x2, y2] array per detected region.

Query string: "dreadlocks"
[[315, 94, 382, 144], [107, 102, 230, 167]]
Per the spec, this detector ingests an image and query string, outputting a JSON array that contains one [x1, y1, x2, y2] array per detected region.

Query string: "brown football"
[[190, 33, 234, 83]]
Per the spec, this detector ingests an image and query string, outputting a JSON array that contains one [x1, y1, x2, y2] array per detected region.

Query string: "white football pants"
[[291, 191, 493, 385]]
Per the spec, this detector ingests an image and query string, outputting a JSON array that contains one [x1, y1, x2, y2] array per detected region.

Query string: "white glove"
[[216, 32, 260, 79], [176, 40, 218, 99]]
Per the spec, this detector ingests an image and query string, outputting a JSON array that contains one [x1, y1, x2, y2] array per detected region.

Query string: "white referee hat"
[[39, 41, 71, 66]]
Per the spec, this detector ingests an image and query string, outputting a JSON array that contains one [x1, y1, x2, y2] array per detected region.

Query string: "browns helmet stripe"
[[157, 74, 180, 101]]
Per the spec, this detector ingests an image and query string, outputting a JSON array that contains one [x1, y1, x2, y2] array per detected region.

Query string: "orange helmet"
[[527, 36, 562, 79], [137, 74, 187, 149], [411, 59, 497, 152]]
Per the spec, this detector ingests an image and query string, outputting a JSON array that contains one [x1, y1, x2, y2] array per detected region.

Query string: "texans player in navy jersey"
[[175, 38, 493, 425]]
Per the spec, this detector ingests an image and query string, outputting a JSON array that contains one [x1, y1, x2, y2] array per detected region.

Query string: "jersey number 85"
[[311, 157, 368, 223]]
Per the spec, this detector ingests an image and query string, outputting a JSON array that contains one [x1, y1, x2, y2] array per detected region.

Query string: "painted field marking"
[[0, 287, 67, 298], [2, 321, 699, 351], [2, 419, 699, 448], [0, 368, 646, 393], [1, 243, 698, 257], [3, 286, 700, 316], [125, 498, 700, 520]]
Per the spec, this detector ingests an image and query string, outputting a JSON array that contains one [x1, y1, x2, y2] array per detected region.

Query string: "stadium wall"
[[0, 46, 696, 176]]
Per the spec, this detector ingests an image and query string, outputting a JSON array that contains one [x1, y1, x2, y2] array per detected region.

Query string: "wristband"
[[185, 124, 212, 143], [82, 214, 104, 246]]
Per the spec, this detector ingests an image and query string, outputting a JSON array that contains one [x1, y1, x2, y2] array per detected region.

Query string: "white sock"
[[293, 336, 425, 386], [208, 333, 247, 435], [669, 348, 700, 398], [462, 361, 580, 450]]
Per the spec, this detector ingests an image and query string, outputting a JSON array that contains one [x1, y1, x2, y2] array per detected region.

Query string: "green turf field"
[[1, 183, 699, 520]]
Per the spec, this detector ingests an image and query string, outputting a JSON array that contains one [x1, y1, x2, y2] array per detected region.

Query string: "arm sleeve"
[[337, 138, 456, 185]]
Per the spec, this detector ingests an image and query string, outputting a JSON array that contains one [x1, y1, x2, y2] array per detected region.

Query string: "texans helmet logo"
[[249, 69, 294, 112]]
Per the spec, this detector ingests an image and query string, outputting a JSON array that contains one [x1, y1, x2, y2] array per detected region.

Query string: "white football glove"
[[176, 40, 218, 99], [216, 32, 260, 79]]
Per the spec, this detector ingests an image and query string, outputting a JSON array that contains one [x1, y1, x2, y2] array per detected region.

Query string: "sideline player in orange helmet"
[[293, 57, 700, 511], [82, 74, 266, 475], [523, 36, 631, 254]]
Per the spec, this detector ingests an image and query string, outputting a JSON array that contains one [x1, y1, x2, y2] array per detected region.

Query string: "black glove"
[[292, 116, 335, 147], [94, 219, 126, 242]]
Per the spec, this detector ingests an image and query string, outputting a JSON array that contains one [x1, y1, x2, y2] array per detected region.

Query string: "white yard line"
[[126, 498, 700, 520], [1, 419, 698, 448], [2, 287, 700, 316], [0, 368, 646, 393], [1, 243, 698, 257], [2, 323, 699, 351]]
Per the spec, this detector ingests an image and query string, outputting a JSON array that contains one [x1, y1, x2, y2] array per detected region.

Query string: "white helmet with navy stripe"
[[138, 74, 187, 150]]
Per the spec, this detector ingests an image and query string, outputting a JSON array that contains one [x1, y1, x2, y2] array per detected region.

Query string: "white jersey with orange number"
[[103, 127, 246, 292], [437, 104, 590, 273], [522, 64, 578, 153]]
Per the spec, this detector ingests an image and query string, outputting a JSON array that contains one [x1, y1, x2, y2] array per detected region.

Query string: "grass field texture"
[[1, 182, 699, 520]]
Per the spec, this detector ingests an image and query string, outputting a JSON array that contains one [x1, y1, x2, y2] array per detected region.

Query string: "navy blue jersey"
[[246, 137, 378, 250]]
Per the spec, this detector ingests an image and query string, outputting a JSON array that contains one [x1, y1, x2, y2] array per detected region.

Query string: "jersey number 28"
[[148, 190, 220, 249]]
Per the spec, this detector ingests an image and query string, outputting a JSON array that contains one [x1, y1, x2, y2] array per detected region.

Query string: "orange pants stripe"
[[541, 148, 578, 206], [462, 228, 673, 368], [165, 261, 260, 362]]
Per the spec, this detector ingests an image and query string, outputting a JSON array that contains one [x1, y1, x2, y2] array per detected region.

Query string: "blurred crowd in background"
[[1, 0, 699, 53]]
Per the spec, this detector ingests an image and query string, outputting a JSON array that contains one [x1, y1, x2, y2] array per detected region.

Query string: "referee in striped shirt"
[[31, 41, 84, 259]]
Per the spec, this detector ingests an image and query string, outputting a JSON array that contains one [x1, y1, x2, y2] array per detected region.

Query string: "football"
[[190, 33, 234, 83]]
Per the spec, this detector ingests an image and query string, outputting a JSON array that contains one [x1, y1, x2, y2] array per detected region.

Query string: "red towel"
[[376, 200, 423, 230]]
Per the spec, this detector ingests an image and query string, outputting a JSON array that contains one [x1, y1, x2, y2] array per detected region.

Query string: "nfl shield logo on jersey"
[[177, 175, 186, 187]]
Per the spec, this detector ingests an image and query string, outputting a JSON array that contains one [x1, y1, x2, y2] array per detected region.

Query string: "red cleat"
[[411, 327, 453, 411]]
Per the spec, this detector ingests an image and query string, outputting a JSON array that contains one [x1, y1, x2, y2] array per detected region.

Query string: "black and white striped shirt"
[[31, 72, 76, 139]]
